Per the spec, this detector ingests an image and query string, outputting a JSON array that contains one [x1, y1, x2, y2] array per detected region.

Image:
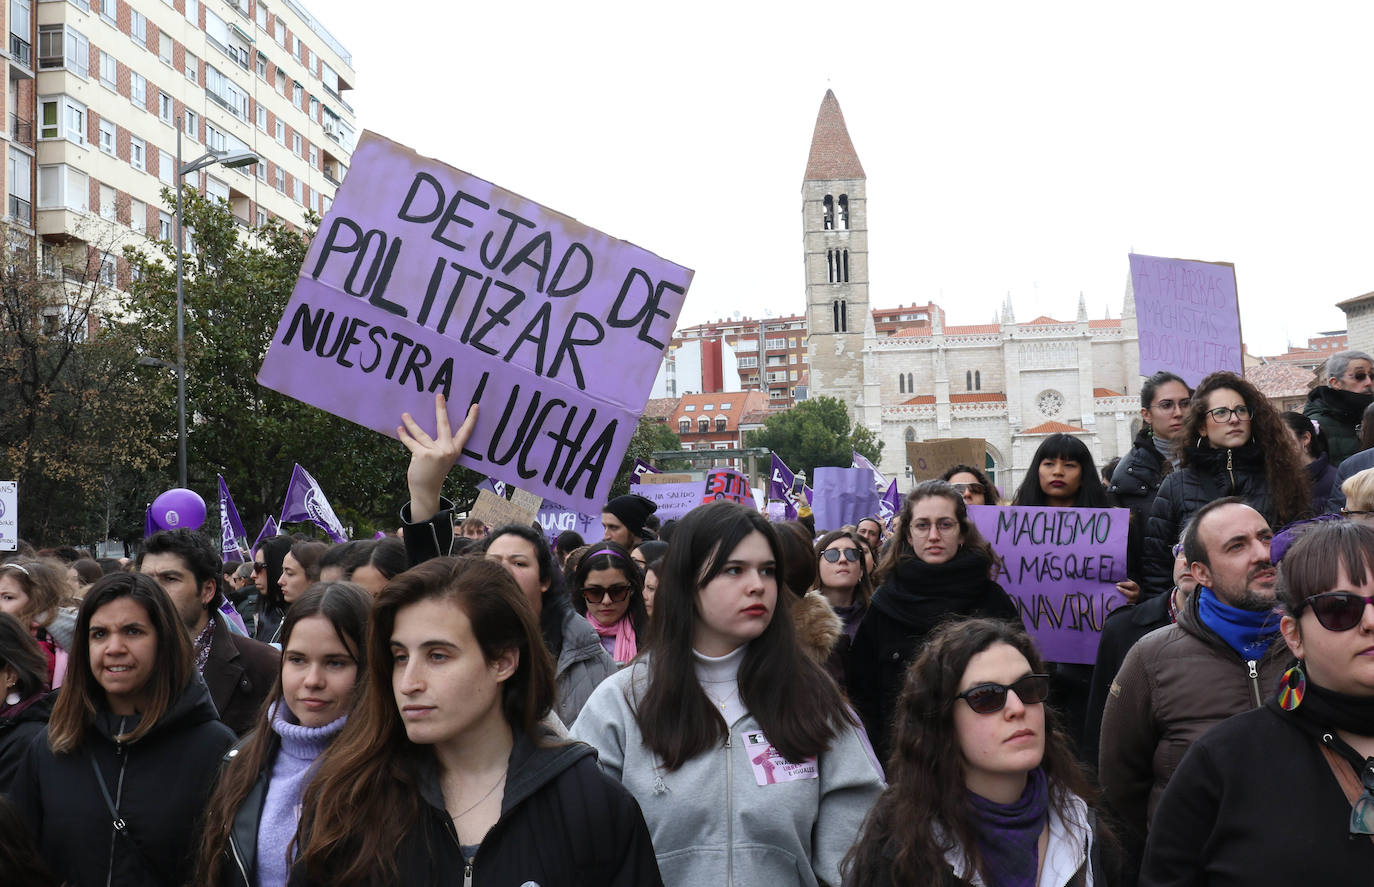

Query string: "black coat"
[[10, 677, 236, 887], [0, 690, 55, 794], [1109, 430, 1174, 588], [204, 615, 281, 737], [1081, 590, 1174, 767], [289, 733, 663, 887], [1143, 441, 1278, 598], [848, 550, 1019, 768], [214, 733, 277, 887]]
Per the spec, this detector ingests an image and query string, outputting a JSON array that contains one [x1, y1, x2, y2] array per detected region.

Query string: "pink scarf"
[[587, 612, 637, 664]]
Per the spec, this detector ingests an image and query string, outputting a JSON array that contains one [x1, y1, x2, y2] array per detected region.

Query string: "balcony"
[[8, 34, 31, 78], [9, 114, 32, 147], [8, 195, 30, 225]]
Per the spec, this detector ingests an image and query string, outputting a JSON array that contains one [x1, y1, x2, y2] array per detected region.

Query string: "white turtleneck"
[[693, 643, 748, 727]]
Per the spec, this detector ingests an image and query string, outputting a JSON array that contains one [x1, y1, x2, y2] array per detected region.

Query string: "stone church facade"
[[802, 91, 1141, 494]]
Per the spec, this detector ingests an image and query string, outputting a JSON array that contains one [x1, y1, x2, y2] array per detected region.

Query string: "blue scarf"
[[1196, 587, 1281, 660]]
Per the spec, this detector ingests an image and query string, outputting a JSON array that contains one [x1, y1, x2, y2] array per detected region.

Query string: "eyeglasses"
[[820, 548, 861, 564], [1152, 398, 1191, 413], [912, 519, 959, 536], [950, 482, 985, 496], [1346, 371, 1372, 383], [252, 562, 266, 574], [957, 674, 1051, 714], [1300, 591, 1374, 632], [1206, 405, 1252, 422], [582, 583, 633, 604]]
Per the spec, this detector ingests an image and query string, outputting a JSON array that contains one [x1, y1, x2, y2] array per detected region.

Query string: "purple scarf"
[[967, 766, 1048, 887]]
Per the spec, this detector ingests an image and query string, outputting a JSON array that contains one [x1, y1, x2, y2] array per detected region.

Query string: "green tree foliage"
[[0, 230, 169, 546], [743, 396, 883, 478], [122, 188, 482, 542], [608, 416, 690, 497]]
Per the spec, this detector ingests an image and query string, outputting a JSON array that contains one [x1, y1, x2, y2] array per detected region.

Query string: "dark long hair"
[[0, 612, 47, 701], [294, 557, 556, 886], [636, 502, 851, 770], [1180, 372, 1311, 524], [47, 573, 192, 753], [1011, 433, 1110, 507], [481, 524, 568, 656], [569, 541, 648, 640], [196, 582, 372, 887], [1280, 410, 1327, 459], [843, 617, 1102, 885], [811, 530, 874, 607], [940, 464, 1000, 505], [876, 480, 1000, 584], [257, 535, 294, 611]]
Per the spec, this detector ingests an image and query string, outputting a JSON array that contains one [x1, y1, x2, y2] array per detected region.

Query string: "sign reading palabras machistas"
[[257, 132, 694, 514], [968, 504, 1129, 664], [1129, 252, 1242, 387]]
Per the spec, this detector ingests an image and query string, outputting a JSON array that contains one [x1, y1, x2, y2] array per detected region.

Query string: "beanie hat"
[[603, 494, 657, 538]]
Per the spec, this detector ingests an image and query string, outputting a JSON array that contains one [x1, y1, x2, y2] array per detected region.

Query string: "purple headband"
[[587, 548, 628, 561]]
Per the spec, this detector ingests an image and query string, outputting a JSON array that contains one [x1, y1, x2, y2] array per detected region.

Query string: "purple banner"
[[1129, 253, 1242, 387], [811, 467, 881, 531], [279, 464, 348, 543], [968, 504, 1129, 664], [256, 132, 694, 514], [217, 474, 250, 561], [637, 482, 701, 523], [251, 516, 279, 556], [852, 450, 887, 490]]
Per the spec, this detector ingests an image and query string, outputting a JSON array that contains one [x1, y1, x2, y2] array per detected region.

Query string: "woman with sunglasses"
[[570, 542, 648, 667], [1144, 372, 1311, 599], [849, 480, 1019, 768], [812, 530, 873, 644], [941, 464, 999, 506], [1141, 518, 1374, 884], [571, 502, 883, 887], [845, 617, 1109, 886]]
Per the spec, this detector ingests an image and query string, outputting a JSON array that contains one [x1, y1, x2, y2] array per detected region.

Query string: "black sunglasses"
[[950, 482, 985, 496], [957, 674, 1051, 714], [820, 548, 861, 563], [582, 583, 633, 604], [1301, 591, 1374, 632]]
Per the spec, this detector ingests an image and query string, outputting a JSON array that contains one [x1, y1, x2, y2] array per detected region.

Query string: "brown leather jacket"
[[1098, 591, 1292, 845]]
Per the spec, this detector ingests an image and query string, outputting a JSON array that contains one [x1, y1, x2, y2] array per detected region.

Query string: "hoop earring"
[[1278, 662, 1306, 711]]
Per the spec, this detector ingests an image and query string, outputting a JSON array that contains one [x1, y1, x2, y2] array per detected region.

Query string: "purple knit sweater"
[[255, 702, 347, 887]]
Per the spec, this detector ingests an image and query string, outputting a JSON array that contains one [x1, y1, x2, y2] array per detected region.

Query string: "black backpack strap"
[[90, 753, 172, 884]]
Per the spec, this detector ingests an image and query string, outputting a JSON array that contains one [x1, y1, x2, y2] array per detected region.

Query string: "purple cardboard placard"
[[1129, 253, 1242, 387], [257, 132, 693, 514], [968, 504, 1129, 664], [811, 467, 881, 531], [535, 500, 602, 544]]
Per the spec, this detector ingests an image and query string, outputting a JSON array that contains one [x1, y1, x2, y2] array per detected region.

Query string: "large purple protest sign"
[[637, 482, 701, 523], [257, 132, 694, 515], [811, 467, 880, 531], [1129, 253, 1242, 387], [968, 504, 1129, 664]]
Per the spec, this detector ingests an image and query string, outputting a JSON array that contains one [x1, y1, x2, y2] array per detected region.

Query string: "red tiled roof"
[[946, 324, 1001, 334], [642, 397, 679, 420], [1245, 363, 1315, 399], [1269, 349, 1323, 363], [891, 326, 931, 338], [1089, 319, 1122, 329], [1093, 387, 1123, 397], [1023, 421, 1086, 434], [1027, 315, 1063, 325], [901, 395, 936, 405], [949, 393, 1006, 403], [803, 90, 866, 181]]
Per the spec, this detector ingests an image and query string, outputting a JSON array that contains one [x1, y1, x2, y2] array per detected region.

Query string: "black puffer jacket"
[[0, 690, 55, 793], [1142, 441, 1276, 598], [1109, 430, 1175, 587], [288, 733, 663, 887], [10, 678, 236, 886]]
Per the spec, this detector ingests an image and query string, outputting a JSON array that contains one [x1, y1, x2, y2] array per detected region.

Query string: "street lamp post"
[[173, 120, 259, 488]]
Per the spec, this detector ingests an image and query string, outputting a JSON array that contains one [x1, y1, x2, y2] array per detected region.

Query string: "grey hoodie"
[[572, 659, 883, 887]]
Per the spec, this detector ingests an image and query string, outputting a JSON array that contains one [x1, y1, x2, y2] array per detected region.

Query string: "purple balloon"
[[151, 488, 207, 531]]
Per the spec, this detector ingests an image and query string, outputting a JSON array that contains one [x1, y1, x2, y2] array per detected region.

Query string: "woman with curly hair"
[[844, 617, 1110, 886], [1143, 371, 1311, 598]]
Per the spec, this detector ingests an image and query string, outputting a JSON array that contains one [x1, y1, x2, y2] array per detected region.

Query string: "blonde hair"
[[1343, 467, 1374, 512]]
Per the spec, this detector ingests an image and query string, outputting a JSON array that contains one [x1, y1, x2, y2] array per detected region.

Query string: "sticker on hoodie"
[[742, 730, 818, 785]]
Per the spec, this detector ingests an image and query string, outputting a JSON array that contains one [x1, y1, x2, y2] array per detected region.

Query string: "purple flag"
[[769, 454, 796, 500], [254, 132, 693, 515], [217, 475, 250, 561], [251, 516, 279, 555], [629, 459, 660, 484], [811, 467, 881, 531], [477, 476, 508, 499], [279, 464, 348, 543], [852, 450, 888, 491], [879, 479, 901, 525], [374, 530, 388, 540], [143, 504, 156, 538]]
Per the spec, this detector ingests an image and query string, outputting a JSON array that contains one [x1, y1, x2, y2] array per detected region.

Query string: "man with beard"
[[1098, 498, 1292, 886], [1304, 349, 1374, 466]]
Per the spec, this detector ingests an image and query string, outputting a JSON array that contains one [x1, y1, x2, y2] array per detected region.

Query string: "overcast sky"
[[318, 1, 1373, 356]]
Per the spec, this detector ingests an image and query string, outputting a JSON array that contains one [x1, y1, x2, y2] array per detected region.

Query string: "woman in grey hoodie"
[[572, 502, 884, 887]]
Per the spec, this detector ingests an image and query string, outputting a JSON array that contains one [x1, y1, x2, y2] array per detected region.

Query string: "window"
[[38, 96, 85, 145], [130, 198, 146, 233], [832, 299, 848, 333], [131, 72, 146, 105], [899, 374, 906, 394], [291, 35, 299, 57], [185, 0, 198, 24], [130, 11, 147, 48], [293, 82, 302, 105], [905, 427, 916, 443], [827, 248, 849, 283], [679, 418, 690, 434], [206, 175, 229, 204], [159, 149, 175, 185], [274, 166, 284, 192], [274, 20, 285, 46], [255, 208, 267, 226], [906, 373, 914, 392], [100, 184, 116, 220], [309, 96, 318, 119], [130, 137, 146, 171], [37, 164, 88, 212], [737, 356, 757, 368], [185, 51, 199, 83], [256, 160, 266, 182], [966, 370, 972, 390], [205, 124, 225, 151], [715, 417, 727, 432], [38, 25, 88, 78], [975, 370, 981, 390], [159, 32, 173, 65], [765, 337, 786, 350], [99, 51, 116, 88], [684, 404, 696, 411], [292, 132, 301, 155], [822, 194, 833, 230], [99, 256, 116, 287], [292, 177, 301, 202], [159, 92, 174, 124], [308, 145, 317, 168], [99, 0, 116, 21], [308, 49, 316, 71], [256, 3, 267, 29], [698, 417, 710, 433], [256, 53, 267, 78], [257, 105, 268, 131], [837, 194, 849, 230], [205, 65, 249, 120], [159, 211, 173, 240], [98, 118, 115, 154], [275, 119, 285, 145], [183, 111, 198, 138]]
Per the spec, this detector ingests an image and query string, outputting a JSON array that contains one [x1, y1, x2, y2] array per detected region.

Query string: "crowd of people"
[[3, 360, 1374, 884]]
